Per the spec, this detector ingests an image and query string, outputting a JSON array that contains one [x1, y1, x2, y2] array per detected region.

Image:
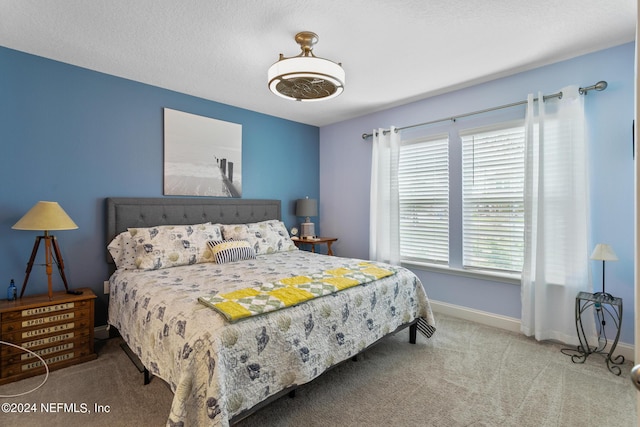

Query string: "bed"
[[105, 197, 435, 426]]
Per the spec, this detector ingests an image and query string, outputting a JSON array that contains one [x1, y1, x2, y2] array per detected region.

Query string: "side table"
[[561, 291, 624, 375], [291, 237, 338, 256], [0, 288, 97, 384]]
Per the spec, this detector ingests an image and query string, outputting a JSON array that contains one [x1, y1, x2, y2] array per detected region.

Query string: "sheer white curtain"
[[521, 86, 592, 344], [369, 126, 400, 264]]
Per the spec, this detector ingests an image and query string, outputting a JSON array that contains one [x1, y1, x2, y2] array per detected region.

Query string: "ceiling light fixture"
[[268, 31, 345, 102]]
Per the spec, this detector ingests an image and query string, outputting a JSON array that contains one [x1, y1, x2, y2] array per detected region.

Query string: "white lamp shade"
[[12, 201, 78, 231], [590, 243, 618, 261]]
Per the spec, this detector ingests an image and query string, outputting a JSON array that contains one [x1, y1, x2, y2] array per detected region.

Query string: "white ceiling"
[[0, 1, 636, 127]]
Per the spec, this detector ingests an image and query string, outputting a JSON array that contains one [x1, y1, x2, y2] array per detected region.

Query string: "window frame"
[[397, 120, 525, 284], [460, 120, 526, 275], [398, 133, 450, 265]]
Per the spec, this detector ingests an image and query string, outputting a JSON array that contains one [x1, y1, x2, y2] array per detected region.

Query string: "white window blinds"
[[398, 135, 449, 264], [461, 123, 525, 273]]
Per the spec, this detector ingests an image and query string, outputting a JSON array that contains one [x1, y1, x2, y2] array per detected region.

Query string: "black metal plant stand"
[[562, 291, 624, 375]]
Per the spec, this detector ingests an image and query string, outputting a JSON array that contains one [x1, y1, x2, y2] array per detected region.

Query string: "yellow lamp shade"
[[12, 201, 78, 231]]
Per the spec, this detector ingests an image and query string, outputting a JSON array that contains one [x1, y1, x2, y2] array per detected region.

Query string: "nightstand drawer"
[[2, 307, 92, 334], [1, 338, 93, 375], [1, 317, 93, 343], [1, 330, 92, 357], [1, 299, 92, 323], [0, 288, 97, 385]]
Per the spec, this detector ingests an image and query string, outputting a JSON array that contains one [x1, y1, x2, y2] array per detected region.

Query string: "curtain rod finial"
[[595, 81, 608, 91], [580, 80, 608, 95]]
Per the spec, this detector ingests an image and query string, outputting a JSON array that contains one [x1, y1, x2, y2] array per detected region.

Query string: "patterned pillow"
[[129, 223, 223, 270], [107, 231, 137, 270], [221, 220, 297, 255], [207, 240, 256, 264]]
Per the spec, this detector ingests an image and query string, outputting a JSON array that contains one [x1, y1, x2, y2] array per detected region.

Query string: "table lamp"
[[12, 201, 78, 300], [296, 197, 317, 239], [590, 243, 618, 299]]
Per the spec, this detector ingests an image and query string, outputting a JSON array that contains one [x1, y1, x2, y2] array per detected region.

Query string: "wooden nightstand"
[[292, 237, 338, 256], [0, 288, 97, 385]]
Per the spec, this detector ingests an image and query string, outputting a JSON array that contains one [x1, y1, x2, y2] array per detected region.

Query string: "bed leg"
[[120, 342, 152, 385], [409, 323, 417, 344]]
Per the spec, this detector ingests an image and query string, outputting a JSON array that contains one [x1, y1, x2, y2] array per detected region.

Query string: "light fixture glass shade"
[[268, 57, 345, 102], [12, 201, 78, 231], [268, 31, 344, 102], [296, 198, 318, 218], [590, 243, 618, 261]]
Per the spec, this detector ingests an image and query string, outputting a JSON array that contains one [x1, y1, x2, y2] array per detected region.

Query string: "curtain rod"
[[361, 80, 608, 140]]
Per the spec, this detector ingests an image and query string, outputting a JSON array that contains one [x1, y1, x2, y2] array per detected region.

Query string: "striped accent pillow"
[[208, 240, 256, 264]]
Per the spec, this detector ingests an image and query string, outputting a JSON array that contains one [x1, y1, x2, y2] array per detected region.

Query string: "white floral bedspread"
[[108, 250, 435, 426]]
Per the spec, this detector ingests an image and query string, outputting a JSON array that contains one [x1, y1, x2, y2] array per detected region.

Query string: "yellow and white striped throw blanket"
[[198, 261, 396, 322]]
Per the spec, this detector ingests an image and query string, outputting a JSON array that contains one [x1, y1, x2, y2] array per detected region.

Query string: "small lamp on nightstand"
[[296, 197, 317, 239], [590, 243, 618, 299], [12, 201, 78, 300]]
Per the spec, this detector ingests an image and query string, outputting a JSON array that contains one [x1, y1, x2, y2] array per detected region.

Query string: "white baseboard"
[[94, 303, 636, 363], [430, 299, 635, 364]]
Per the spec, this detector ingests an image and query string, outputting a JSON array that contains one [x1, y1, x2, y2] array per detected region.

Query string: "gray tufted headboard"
[[105, 197, 281, 264]]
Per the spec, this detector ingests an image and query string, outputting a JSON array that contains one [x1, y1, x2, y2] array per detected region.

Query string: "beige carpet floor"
[[0, 314, 636, 426]]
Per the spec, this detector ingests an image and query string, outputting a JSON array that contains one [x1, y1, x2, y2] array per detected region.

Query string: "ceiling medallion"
[[267, 31, 345, 102]]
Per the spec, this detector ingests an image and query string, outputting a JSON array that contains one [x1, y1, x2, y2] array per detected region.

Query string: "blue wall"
[[0, 46, 320, 325], [320, 43, 636, 345]]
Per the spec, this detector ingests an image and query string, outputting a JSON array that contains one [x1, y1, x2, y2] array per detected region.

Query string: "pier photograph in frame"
[[163, 108, 242, 197]]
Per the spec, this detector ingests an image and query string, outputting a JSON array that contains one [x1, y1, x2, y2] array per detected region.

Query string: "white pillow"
[[129, 223, 223, 270], [221, 220, 297, 255], [107, 231, 137, 270]]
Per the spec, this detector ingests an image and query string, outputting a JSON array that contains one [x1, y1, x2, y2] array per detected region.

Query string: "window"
[[398, 134, 449, 264], [461, 122, 525, 273], [397, 121, 525, 277]]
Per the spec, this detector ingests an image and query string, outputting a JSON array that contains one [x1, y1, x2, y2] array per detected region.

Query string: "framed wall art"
[[163, 108, 242, 197]]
